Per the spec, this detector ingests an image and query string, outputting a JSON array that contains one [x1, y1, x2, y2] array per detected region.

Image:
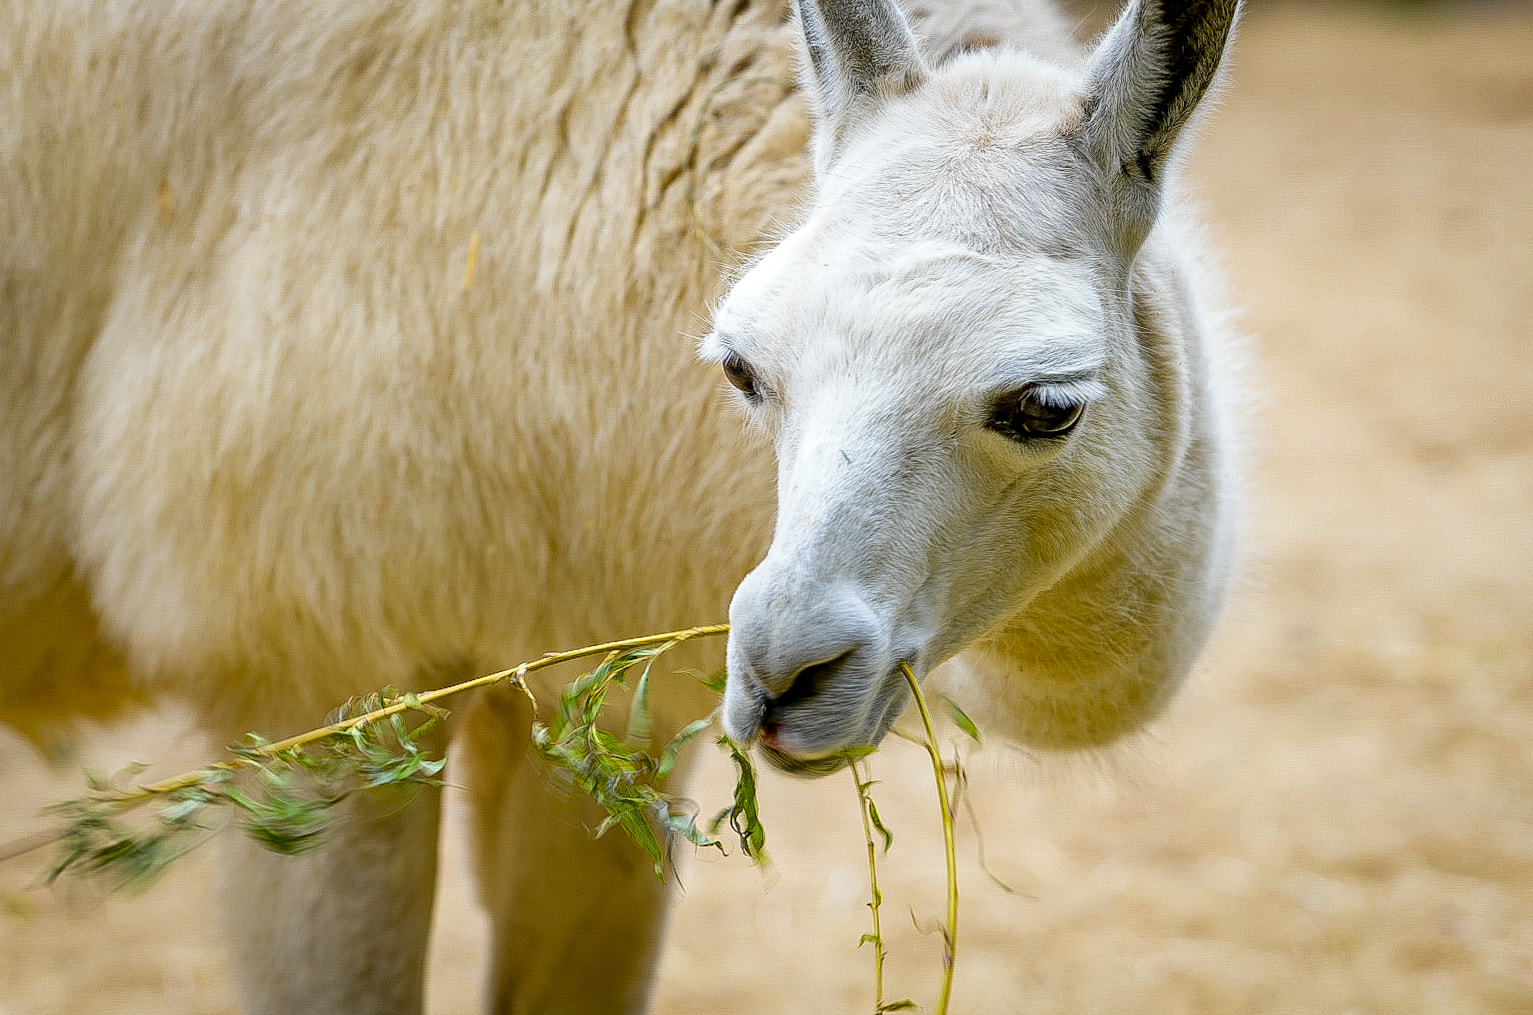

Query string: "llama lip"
[[752, 689, 905, 779], [758, 717, 850, 777], [758, 742, 848, 778]]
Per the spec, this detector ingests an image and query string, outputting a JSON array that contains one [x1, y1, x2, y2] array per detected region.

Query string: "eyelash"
[[986, 385, 1087, 441]]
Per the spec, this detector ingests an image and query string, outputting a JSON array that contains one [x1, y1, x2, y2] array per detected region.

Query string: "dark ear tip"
[[1084, 0, 1237, 174], [794, 0, 928, 135]]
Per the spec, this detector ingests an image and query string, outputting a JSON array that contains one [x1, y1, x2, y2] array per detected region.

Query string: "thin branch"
[[851, 756, 889, 1008], [110, 625, 727, 811], [0, 625, 729, 863], [900, 661, 959, 1015]]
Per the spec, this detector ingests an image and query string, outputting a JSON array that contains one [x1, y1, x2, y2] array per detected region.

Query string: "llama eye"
[[989, 387, 1085, 440], [721, 354, 760, 399]]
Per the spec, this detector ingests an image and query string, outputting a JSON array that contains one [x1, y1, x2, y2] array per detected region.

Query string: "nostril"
[[757, 650, 854, 748], [770, 650, 853, 711]]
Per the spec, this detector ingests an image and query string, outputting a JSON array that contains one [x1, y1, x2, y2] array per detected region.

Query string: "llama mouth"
[[751, 662, 916, 778], [754, 712, 853, 777], [757, 742, 848, 778]]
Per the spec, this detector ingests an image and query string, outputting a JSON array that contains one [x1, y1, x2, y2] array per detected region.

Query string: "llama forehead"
[[819, 56, 1097, 258], [916, 48, 1085, 147], [721, 235, 1106, 400], [708, 51, 1111, 406]]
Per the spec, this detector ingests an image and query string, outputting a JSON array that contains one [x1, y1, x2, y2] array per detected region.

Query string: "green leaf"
[[627, 660, 655, 745], [616, 809, 662, 864], [591, 727, 636, 760], [658, 802, 722, 854], [866, 797, 894, 854], [694, 668, 728, 694], [943, 698, 982, 744], [158, 797, 208, 825], [657, 716, 713, 778], [713, 737, 768, 864]]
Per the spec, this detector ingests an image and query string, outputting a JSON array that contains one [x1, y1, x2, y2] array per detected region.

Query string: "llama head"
[[703, 0, 1240, 774]]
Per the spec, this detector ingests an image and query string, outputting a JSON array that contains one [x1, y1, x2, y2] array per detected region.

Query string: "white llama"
[[0, 0, 1239, 1012]]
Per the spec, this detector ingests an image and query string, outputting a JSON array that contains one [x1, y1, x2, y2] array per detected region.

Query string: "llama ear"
[[794, 0, 929, 175], [1083, 0, 1240, 247]]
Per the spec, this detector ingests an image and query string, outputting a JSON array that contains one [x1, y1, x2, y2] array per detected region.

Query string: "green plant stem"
[[900, 661, 959, 1015], [851, 757, 888, 1009]]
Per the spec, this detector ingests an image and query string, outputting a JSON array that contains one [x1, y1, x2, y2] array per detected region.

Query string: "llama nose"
[[727, 573, 882, 705]]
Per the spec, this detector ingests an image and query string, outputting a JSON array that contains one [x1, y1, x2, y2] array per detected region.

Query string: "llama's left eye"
[[721, 353, 760, 399], [989, 387, 1085, 440]]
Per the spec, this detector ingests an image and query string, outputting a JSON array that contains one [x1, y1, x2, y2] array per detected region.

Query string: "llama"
[[0, 0, 1239, 1012]]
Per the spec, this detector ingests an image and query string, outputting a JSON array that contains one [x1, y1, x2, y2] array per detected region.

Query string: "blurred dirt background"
[[3, 1, 1531, 1012]]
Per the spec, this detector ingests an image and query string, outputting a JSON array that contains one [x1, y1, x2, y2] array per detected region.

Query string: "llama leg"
[[217, 755, 444, 1015], [461, 684, 680, 1015]]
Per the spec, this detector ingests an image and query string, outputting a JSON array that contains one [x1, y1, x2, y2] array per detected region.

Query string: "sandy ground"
[[3, 2, 1532, 1012]]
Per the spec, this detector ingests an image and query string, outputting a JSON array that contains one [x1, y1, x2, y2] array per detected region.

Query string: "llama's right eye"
[[988, 386, 1086, 441], [721, 354, 760, 399]]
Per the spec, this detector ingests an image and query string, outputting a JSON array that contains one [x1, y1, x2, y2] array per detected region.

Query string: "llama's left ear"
[[794, 0, 929, 175], [1083, 0, 1240, 249]]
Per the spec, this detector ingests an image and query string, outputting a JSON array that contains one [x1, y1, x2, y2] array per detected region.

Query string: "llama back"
[[0, 1, 800, 737]]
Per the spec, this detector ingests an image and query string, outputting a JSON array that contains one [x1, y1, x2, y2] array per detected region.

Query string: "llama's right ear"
[[1082, 0, 1240, 251], [794, 0, 929, 175]]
